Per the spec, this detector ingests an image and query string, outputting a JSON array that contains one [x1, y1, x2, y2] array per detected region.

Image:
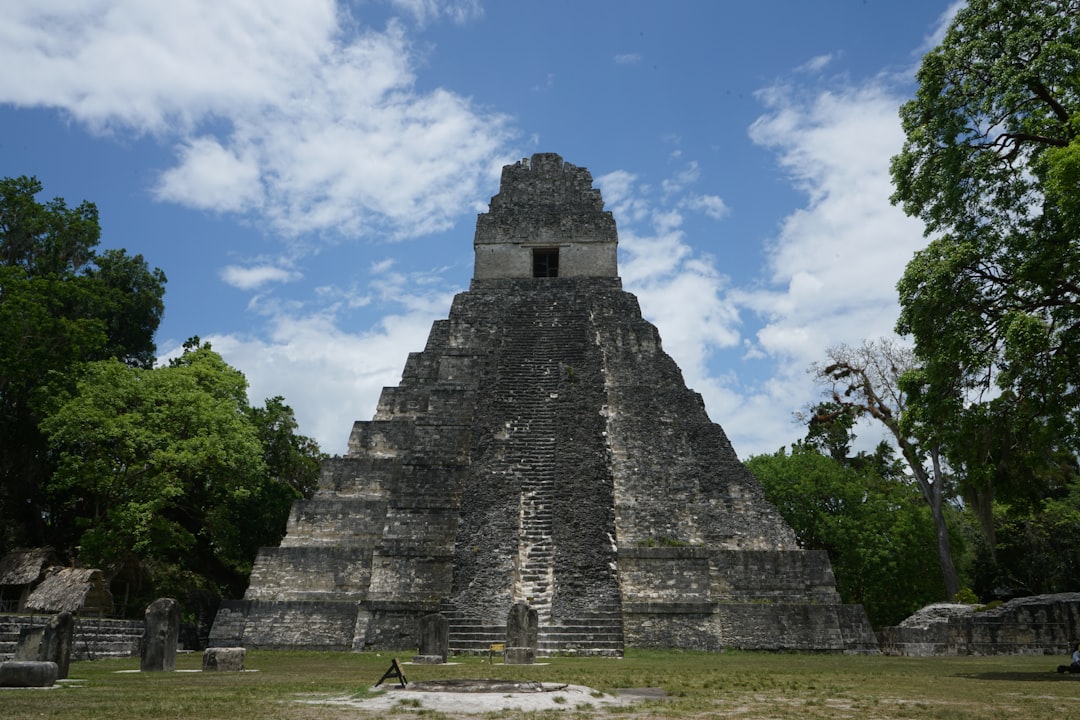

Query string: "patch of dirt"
[[298, 682, 651, 715]]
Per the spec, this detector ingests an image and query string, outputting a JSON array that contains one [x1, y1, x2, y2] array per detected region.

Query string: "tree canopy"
[[0, 177, 322, 618], [39, 342, 319, 607], [747, 443, 945, 627], [0, 176, 166, 549], [890, 0, 1080, 503], [812, 339, 962, 598]]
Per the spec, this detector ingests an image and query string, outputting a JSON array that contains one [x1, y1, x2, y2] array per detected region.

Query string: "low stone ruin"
[[879, 593, 1080, 656]]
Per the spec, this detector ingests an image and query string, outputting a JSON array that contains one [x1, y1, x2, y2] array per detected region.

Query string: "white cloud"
[[156, 138, 264, 212], [919, 1, 965, 54], [0, 0, 336, 133], [204, 308, 438, 454], [0, 1, 512, 241], [164, 264, 458, 454], [684, 194, 730, 220], [593, 70, 935, 460], [601, 168, 743, 422], [797, 53, 834, 74], [714, 76, 930, 457], [220, 264, 302, 290], [392, 0, 484, 26], [744, 80, 926, 352], [615, 53, 641, 65]]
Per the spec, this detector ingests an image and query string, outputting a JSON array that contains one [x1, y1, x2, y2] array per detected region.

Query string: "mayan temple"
[[210, 153, 877, 655]]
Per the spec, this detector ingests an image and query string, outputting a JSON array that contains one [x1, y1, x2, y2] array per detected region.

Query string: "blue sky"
[[0, 1, 960, 458]]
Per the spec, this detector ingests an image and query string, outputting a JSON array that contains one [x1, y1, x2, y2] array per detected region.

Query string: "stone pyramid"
[[210, 153, 877, 655]]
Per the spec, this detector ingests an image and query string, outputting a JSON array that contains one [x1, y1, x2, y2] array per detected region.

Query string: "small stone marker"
[[42, 612, 74, 680], [0, 660, 58, 687], [141, 597, 180, 672], [202, 647, 245, 671], [412, 612, 449, 664], [504, 601, 538, 665]]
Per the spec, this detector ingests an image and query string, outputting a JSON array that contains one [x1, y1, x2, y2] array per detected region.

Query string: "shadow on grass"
[[958, 671, 1080, 682]]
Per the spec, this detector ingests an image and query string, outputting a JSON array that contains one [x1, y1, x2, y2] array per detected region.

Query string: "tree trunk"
[[929, 496, 960, 599], [903, 444, 960, 599], [928, 450, 960, 599]]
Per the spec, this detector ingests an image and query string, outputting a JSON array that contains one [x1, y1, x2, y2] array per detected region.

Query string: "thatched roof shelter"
[[24, 567, 113, 615], [0, 547, 57, 587]]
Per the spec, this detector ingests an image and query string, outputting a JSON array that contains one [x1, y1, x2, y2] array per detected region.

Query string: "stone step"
[[0, 614, 144, 661], [537, 647, 624, 658], [447, 625, 506, 636], [539, 629, 624, 641]]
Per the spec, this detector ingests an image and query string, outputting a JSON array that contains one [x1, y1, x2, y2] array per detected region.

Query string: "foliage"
[[890, 1, 1080, 514], [747, 445, 946, 627], [0, 176, 166, 552], [968, 483, 1080, 600], [39, 341, 320, 608], [248, 395, 323, 500], [0, 176, 322, 616], [812, 338, 962, 598]]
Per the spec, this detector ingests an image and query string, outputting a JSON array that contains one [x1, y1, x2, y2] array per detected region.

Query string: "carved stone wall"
[[473, 155, 618, 279]]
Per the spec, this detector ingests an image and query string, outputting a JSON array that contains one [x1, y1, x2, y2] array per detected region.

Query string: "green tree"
[[813, 339, 962, 598], [248, 396, 323, 500], [0, 176, 165, 551], [747, 445, 945, 627], [890, 1, 1080, 517], [39, 341, 319, 608], [982, 486, 1080, 597]]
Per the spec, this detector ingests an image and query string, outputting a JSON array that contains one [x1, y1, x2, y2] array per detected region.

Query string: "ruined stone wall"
[[879, 594, 1080, 656], [210, 600, 358, 651]]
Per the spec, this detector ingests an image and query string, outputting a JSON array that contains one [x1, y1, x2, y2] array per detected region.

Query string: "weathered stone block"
[[17, 612, 75, 678], [202, 647, 245, 671], [14, 627, 45, 660], [503, 647, 536, 664], [505, 602, 538, 665]]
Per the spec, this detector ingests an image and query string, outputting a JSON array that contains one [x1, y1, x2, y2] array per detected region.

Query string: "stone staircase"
[[441, 606, 505, 655], [444, 292, 625, 658], [0, 614, 143, 661], [536, 606, 625, 657], [495, 298, 564, 622], [443, 604, 624, 657]]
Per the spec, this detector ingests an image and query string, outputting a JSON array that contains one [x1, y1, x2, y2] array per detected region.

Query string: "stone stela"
[[209, 153, 878, 656]]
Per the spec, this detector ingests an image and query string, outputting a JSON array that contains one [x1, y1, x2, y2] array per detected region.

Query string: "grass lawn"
[[2, 649, 1079, 719]]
